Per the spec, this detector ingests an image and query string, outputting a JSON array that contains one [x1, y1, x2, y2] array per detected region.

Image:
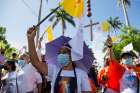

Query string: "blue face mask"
[[122, 58, 133, 65], [18, 60, 26, 68], [57, 54, 70, 66]]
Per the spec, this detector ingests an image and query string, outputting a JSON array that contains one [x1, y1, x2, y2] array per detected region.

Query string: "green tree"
[[49, 8, 76, 36], [118, 0, 131, 26], [0, 27, 17, 59], [112, 26, 140, 60]]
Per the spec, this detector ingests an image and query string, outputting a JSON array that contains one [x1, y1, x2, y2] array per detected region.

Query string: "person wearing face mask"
[[27, 27, 92, 93], [119, 52, 139, 93], [100, 35, 139, 93], [17, 54, 42, 93]]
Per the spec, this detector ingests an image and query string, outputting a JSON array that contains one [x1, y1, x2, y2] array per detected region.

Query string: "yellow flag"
[[101, 21, 111, 32], [61, 0, 84, 18], [45, 25, 53, 42], [111, 36, 118, 42]]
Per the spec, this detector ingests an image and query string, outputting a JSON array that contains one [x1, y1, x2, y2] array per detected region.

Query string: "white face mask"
[[122, 58, 133, 66]]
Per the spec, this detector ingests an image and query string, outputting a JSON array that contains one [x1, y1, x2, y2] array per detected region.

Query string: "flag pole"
[[35, 6, 61, 27]]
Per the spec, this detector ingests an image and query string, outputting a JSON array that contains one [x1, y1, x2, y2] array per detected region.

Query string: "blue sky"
[[0, 0, 140, 65]]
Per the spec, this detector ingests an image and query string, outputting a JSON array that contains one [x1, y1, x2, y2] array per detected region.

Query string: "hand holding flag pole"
[[27, 6, 60, 35], [28, 0, 84, 43], [34, 0, 84, 28], [36, 6, 61, 27]]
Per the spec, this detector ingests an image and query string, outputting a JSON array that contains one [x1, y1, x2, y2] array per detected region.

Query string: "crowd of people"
[[0, 27, 139, 93]]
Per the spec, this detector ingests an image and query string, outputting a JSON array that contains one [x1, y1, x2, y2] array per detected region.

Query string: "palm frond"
[[117, 0, 131, 7], [52, 18, 60, 28], [63, 16, 76, 27], [124, 0, 131, 6], [107, 17, 122, 30], [49, 15, 56, 21]]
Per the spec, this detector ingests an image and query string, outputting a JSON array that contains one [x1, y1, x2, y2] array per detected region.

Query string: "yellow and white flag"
[[45, 25, 53, 42], [61, 0, 84, 18]]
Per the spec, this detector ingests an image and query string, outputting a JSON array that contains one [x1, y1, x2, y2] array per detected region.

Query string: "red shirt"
[[107, 59, 125, 92]]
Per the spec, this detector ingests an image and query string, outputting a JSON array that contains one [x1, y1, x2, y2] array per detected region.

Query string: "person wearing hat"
[[100, 35, 140, 93], [27, 27, 92, 93]]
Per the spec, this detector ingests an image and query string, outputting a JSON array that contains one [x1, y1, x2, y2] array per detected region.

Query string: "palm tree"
[[49, 8, 76, 36], [107, 17, 122, 32], [118, 0, 131, 26], [102, 17, 122, 53]]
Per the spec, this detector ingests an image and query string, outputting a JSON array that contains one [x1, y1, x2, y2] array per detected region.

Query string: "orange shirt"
[[98, 59, 125, 92]]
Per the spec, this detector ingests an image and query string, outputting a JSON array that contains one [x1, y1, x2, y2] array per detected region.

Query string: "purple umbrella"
[[45, 36, 95, 72], [0, 54, 5, 63]]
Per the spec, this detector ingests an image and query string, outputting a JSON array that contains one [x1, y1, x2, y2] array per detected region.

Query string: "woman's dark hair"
[[6, 61, 16, 71], [54, 62, 77, 93], [120, 52, 132, 59]]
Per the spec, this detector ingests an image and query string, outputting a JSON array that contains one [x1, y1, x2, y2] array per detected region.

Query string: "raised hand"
[[27, 26, 36, 40], [106, 35, 113, 47]]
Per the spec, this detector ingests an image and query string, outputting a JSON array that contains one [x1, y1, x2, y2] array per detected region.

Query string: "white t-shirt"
[[22, 63, 42, 93], [3, 71, 24, 93], [48, 64, 91, 93], [120, 69, 137, 93]]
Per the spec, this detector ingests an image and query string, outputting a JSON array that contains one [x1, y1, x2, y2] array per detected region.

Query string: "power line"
[[21, 0, 38, 16]]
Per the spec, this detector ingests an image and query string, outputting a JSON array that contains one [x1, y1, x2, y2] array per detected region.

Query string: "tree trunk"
[[121, 0, 130, 27], [62, 19, 65, 36]]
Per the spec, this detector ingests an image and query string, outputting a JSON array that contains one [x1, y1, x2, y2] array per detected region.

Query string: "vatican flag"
[[61, 0, 84, 18]]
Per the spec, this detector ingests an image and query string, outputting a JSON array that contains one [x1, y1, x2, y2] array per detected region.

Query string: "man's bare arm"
[[27, 27, 48, 75]]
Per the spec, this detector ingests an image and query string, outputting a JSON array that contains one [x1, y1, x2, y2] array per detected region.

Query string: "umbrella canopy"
[[0, 54, 5, 63], [45, 36, 95, 72]]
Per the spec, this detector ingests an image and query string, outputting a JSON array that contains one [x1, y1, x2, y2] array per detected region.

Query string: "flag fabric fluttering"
[[68, 24, 84, 61], [122, 43, 133, 52], [111, 36, 118, 42], [101, 21, 111, 32], [61, 0, 84, 18], [45, 25, 53, 42]]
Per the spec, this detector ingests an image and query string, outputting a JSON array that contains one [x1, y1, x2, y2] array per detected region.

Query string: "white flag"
[[68, 25, 84, 61], [122, 43, 133, 52]]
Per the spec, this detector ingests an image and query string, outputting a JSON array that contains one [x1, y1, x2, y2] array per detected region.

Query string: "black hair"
[[6, 61, 16, 71], [12, 53, 17, 58], [54, 62, 77, 93], [1, 51, 5, 55], [120, 52, 132, 59], [63, 43, 71, 49]]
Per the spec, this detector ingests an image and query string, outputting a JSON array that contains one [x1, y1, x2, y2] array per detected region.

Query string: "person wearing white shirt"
[[18, 54, 42, 93], [2, 60, 24, 93]]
